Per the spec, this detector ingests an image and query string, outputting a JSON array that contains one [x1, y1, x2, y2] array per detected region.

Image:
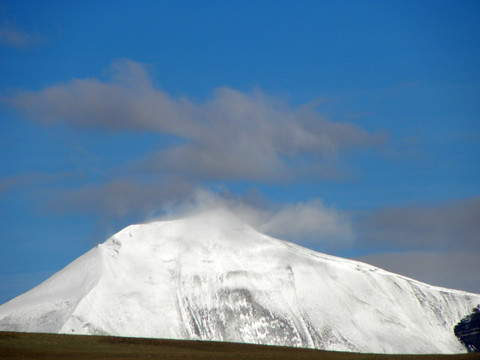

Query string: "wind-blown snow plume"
[[150, 189, 355, 248]]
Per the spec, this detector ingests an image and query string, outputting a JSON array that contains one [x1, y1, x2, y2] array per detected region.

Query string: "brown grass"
[[0, 331, 479, 360]]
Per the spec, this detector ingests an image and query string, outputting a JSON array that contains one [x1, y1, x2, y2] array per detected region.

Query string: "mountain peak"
[[109, 207, 266, 254]]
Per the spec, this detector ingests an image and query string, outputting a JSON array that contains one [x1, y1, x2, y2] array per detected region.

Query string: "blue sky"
[[0, 0, 479, 303]]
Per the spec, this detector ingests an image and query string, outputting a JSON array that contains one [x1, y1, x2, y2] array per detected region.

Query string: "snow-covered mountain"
[[0, 209, 478, 353]]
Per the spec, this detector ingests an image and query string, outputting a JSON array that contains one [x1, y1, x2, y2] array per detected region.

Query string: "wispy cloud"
[[0, 172, 69, 197], [0, 22, 43, 49], [6, 60, 478, 261], [7, 59, 386, 183], [356, 197, 480, 251], [2, 59, 385, 249], [46, 178, 194, 219], [3, 59, 391, 251]]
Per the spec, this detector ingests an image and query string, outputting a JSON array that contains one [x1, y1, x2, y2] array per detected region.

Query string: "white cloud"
[[8, 59, 385, 182]]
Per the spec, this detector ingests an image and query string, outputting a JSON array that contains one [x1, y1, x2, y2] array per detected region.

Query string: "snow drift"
[[0, 209, 478, 353]]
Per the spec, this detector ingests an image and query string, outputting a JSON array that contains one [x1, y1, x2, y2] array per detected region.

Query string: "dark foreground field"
[[1, 331, 479, 360]]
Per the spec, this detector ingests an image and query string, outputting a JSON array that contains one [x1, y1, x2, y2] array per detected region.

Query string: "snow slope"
[[0, 209, 478, 353]]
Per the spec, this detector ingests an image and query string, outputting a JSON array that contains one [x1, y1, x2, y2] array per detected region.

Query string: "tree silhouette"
[[454, 306, 480, 352]]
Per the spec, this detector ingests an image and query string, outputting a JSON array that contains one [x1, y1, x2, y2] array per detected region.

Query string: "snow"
[[0, 209, 479, 353]]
